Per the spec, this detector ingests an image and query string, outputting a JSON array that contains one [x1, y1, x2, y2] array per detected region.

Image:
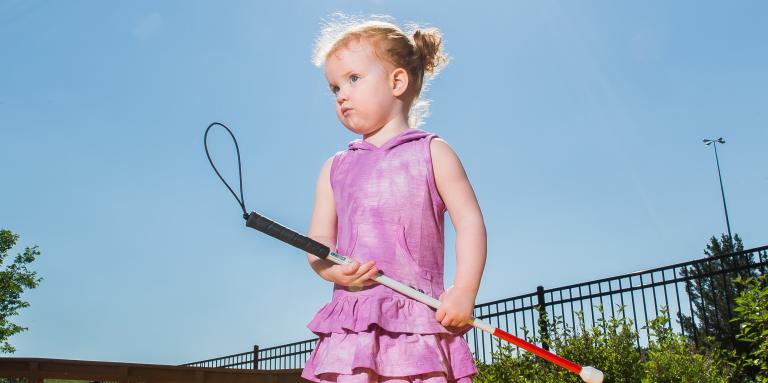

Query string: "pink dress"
[[301, 129, 477, 382]]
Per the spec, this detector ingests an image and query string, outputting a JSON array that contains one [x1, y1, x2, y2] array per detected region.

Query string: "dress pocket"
[[395, 225, 417, 265], [396, 225, 434, 297], [344, 221, 434, 295], [337, 225, 358, 258]]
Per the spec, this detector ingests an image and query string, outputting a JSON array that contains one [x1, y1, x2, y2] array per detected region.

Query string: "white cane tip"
[[579, 366, 604, 383]]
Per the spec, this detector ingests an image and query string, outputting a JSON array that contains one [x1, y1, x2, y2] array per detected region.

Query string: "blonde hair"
[[313, 14, 450, 128]]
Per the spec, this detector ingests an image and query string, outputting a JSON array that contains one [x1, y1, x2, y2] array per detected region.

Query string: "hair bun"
[[413, 28, 449, 75]]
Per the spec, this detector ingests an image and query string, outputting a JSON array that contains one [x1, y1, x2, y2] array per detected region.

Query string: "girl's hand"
[[436, 285, 475, 330], [328, 260, 379, 288]]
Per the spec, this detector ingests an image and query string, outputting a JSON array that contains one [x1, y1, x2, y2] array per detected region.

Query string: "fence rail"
[[0, 357, 303, 383], [184, 244, 768, 370]]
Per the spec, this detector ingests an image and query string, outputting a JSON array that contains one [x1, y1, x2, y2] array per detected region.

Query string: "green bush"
[[732, 274, 768, 382], [557, 309, 641, 382], [475, 306, 731, 383], [642, 310, 728, 383]]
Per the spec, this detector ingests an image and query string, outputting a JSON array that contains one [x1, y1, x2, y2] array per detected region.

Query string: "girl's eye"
[[350, 74, 360, 82]]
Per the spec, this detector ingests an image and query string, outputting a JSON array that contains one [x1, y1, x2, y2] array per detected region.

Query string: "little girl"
[[302, 16, 487, 383]]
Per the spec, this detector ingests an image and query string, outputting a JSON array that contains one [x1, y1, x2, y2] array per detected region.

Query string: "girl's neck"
[[363, 116, 411, 147]]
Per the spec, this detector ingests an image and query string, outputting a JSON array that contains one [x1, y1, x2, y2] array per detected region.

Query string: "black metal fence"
[[184, 244, 768, 370], [183, 340, 317, 370]]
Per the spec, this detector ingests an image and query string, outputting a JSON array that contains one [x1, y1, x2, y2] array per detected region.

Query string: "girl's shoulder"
[[428, 135, 467, 191], [317, 149, 346, 180], [428, 136, 460, 163]]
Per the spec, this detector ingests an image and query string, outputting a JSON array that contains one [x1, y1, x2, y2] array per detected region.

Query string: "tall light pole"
[[703, 138, 733, 248]]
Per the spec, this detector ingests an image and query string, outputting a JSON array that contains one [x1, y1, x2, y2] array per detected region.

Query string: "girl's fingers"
[[341, 261, 361, 276], [355, 261, 375, 278], [437, 312, 468, 327], [343, 261, 376, 287], [353, 265, 378, 285], [362, 266, 379, 285], [435, 309, 446, 322], [365, 265, 378, 278]]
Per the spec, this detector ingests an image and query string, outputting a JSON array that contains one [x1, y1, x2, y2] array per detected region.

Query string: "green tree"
[[678, 234, 759, 351], [0, 229, 42, 353]]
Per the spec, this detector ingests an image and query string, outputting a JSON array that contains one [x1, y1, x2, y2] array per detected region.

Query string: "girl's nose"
[[335, 88, 348, 103]]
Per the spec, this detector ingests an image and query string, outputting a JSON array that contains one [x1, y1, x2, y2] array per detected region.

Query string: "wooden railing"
[[0, 357, 303, 383]]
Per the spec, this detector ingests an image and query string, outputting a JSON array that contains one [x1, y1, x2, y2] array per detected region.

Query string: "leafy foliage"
[[731, 274, 768, 382], [475, 235, 768, 382], [475, 306, 731, 383], [0, 229, 43, 353], [642, 309, 728, 383]]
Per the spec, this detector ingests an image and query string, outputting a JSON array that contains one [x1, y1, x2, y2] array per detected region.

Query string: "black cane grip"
[[245, 211, 330, 259]]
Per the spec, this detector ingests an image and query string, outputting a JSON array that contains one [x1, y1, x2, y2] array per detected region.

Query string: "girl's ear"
[[390, 68, 409, 97]]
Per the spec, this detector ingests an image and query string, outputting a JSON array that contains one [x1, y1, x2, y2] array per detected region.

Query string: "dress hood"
[[348, 129, 432, 151]]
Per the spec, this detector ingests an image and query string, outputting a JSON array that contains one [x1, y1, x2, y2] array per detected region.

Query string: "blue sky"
[[1, 0, 766, 365]]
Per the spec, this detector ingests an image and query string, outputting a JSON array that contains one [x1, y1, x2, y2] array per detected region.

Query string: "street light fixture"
[[703, 137, 733, 250]]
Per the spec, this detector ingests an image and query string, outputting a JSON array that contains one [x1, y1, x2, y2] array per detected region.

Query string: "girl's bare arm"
[[431, 138, 488, 327]]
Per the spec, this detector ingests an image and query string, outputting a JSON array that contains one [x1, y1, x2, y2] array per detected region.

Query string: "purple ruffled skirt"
[[301, 287, 477, 382]]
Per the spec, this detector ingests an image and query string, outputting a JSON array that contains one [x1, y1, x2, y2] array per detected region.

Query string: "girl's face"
[[325, 40, 399, 136]]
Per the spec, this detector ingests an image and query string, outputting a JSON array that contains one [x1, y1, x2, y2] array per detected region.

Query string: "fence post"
[[536, 285, 550, 351], [29, 361, 39, 383], [253, 344, 260, 370], [119, 366, 128, 383]]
